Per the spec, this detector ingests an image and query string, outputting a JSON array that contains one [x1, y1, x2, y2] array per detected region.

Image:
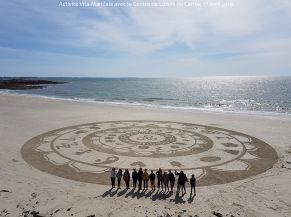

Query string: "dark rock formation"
[[0, 79, 65, 90]]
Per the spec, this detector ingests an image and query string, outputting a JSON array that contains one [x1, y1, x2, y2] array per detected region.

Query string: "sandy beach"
[[1, 94, 291, 217]]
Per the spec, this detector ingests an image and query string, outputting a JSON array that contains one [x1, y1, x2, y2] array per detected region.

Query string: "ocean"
[[1, 76, 291, 116]]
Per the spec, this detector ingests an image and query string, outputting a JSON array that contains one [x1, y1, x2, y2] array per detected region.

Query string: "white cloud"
[[4, 0, 290, 55], [1, 0, 291, 76], [53, 0, 290, 56]]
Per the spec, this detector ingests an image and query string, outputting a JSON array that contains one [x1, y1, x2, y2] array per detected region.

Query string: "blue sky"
[[0, 0, 291, 77]]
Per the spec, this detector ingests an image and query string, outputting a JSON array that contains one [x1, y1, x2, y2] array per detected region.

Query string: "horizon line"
[[1, 75, 291, 79]]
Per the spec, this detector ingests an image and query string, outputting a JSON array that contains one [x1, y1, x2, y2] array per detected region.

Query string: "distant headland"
[[0, 79, 65, 90]]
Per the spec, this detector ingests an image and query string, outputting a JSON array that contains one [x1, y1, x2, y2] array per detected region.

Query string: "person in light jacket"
[[142, 168, 149, 189], [110, 167, 116, 188]]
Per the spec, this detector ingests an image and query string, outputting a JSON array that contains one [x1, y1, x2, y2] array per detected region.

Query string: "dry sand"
[[0, 94, 291, 217]]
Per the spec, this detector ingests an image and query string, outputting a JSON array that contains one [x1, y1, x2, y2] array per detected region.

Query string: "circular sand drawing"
[[21, 121, 278, 186]]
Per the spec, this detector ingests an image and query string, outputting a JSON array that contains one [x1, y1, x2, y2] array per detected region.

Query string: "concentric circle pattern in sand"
[[21, 121, 278, 186]]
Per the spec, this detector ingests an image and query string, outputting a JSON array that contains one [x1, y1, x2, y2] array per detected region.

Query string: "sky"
[[0, 0, 291, 77]]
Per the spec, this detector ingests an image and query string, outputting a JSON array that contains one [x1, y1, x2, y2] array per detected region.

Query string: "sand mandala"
[[21, 121, 278, 186]]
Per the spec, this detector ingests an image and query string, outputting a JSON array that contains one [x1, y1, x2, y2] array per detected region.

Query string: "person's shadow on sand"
[[169, 193, 186, 204], [102, 188, 113, 197], [125, 188, 135, 198], [138, 189, 147, 199], [131, 189, 144, 199], [101, 188, 192, 204], [151, 190, 172, 201], [109, 188, 118, 197], [144, 190, 153, 198], [101, 187, 120, 197], [117, 188, 128, 197], [187, 194, 195, 203]]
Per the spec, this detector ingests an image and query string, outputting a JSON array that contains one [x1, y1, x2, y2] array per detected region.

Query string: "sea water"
[[1, 76, 291, 116]]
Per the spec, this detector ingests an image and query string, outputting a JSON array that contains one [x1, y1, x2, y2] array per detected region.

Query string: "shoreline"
[[1, 91, 290, 121], [0, 94, 291, 216]]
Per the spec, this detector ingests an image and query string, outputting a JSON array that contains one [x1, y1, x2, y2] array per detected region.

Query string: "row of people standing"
[[110, 168, 196, 195]]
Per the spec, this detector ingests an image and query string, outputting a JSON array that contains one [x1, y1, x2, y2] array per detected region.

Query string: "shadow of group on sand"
[[101, 188, 196, 204]]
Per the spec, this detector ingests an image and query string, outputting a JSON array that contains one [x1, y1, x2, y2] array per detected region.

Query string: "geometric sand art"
[[21, 121, 278, 186]]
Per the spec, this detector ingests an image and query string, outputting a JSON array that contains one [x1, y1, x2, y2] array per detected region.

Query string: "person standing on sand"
[[143, 168, 149, 189], [175, 170, 185, 195], [169, 170, 175, 192], [137, 168, 143, 191], [190, 174, 196, 196], [156, 168, 163, 190], [181, 172, 188, 194], [149, 170, 156, 191], [110, 168, 117, 188], [163, 171, 170, 192], [116, 169, 123, 189], [123, 169, 130, 189], [132, 168, 138, 188]]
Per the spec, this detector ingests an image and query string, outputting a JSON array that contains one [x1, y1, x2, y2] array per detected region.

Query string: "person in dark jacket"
[[137, 168, 143, 191], [175, 170, 186, 195], [156, 168, 163, 190], [123, 169, 131, 189], [181, 173, 188, 194], [190, 174, 196, 196], [169, 170, 175, 192], [116, 169, 123, 189], [149, 170, 156, 191], [132, 168, 138, 188], [162, 171, 169, 192]]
